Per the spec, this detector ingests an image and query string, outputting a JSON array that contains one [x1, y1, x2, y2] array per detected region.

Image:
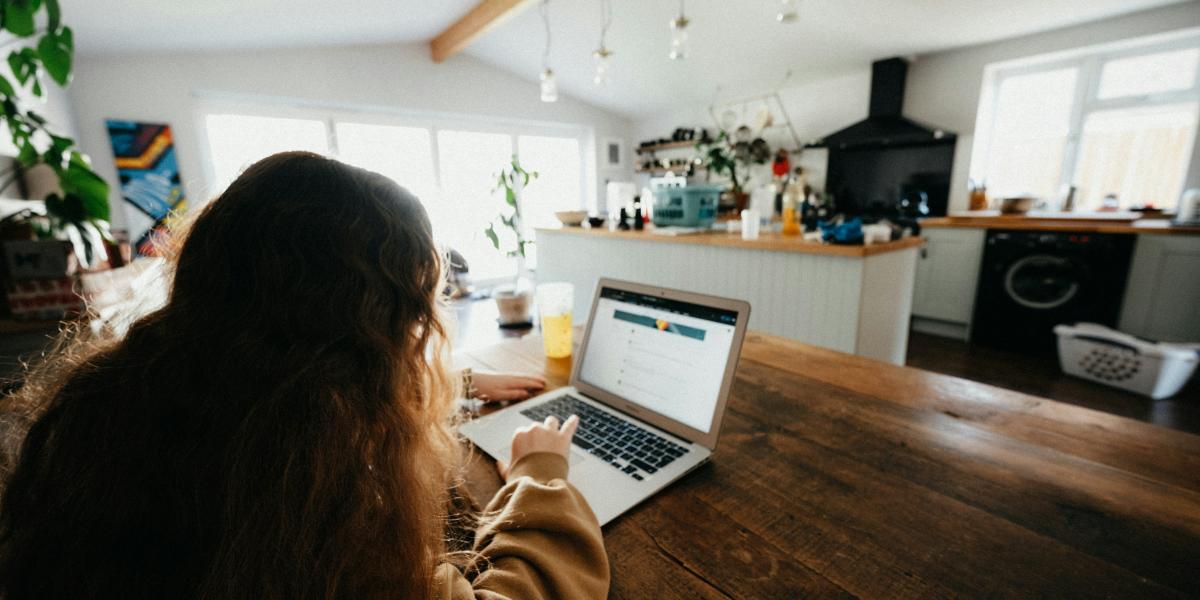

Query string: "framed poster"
[[105, 120, 187, 255], [603, 138, 625, 169]]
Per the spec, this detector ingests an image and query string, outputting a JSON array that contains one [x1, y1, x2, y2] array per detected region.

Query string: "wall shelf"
[[635, 140, 698, 154]]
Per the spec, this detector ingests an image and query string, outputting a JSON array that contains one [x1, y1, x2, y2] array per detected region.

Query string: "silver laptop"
[[459, 278, 750, 525]]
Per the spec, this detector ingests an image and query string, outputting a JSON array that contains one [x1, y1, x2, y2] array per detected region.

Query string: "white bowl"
[[555, 210, 588, 226]]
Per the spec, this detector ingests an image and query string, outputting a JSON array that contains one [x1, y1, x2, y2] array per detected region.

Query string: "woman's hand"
[[472, 372, 546, 403], [496, 415, 579, 480]]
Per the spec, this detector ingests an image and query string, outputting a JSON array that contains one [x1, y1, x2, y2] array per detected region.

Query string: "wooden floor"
[[906, 331, 1200, 436]]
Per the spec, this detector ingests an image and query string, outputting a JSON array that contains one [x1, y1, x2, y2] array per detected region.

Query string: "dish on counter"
[[555, 210, 588, 226]]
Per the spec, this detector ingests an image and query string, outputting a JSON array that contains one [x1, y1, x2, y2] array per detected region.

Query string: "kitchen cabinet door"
[[912, 228, 986, 324], [1119, 235, 1200, 343]]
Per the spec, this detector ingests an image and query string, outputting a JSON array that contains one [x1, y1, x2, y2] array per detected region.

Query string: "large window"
[[974, 34, 1200, 210], [202, 109, 589, 282]]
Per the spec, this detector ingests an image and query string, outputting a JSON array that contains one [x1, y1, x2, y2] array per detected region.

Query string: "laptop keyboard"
[[521, 395, 689, 481]]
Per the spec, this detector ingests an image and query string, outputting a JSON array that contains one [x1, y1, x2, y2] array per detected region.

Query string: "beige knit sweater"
[[435, 453, 610, 599]]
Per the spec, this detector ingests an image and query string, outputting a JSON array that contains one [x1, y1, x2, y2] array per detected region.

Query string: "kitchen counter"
[[535, 225, 920, 365], [922, 214, 1200, 235], [536, 225, 924, 256]]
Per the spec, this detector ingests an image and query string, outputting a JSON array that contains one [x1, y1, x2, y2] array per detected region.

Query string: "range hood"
[[819, 57, 955, 150]]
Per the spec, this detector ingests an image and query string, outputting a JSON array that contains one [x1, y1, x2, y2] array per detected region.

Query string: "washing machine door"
[[1003, 254, 1085, 310]]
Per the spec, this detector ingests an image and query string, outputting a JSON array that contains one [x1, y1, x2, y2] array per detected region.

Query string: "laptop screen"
[[578, 286, 739, 433]]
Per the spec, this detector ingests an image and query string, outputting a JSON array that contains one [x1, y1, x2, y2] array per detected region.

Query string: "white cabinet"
[[911, 227, 985, 339], [1119, 235, 1200, 343]]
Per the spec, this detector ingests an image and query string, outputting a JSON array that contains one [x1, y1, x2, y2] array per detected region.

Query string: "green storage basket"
[[651, 185, 722, 227]]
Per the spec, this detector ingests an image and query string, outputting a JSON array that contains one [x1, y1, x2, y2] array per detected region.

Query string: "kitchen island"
[[535, 226, 923, 364]]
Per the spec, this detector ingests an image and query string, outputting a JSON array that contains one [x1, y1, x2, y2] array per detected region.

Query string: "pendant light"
[[539, 0, 557, 102], [777, 0, 799, 23], [668, 0, 689, 61], [592, 0, 614, 86]]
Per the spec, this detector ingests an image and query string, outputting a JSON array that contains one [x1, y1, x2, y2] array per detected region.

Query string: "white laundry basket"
[[1054, 323, 1199, 400]]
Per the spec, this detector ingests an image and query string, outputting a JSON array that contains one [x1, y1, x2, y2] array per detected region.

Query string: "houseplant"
[[700, 131, 769, 213], [484, 154, 537, 326], [0, 0, 112, 270], [482, 153, 540, 324]]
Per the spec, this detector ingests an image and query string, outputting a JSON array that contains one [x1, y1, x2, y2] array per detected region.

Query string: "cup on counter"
[[536, 282, 574, 358], [741, 209, 760, 240]]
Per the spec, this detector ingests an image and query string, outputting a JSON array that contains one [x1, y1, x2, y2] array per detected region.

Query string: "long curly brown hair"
[[0, 152, 462, 598]]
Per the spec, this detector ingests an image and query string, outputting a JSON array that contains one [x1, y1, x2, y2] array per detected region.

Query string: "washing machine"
[[970, 230, 1135, 352]]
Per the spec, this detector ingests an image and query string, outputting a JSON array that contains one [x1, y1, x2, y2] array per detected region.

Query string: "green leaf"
[[483, 224, 499, 250], [7, 48, 38, 86], [0, 75, 13, 97], [16, 140, 36, 164], [45, 0, 60, 32], [59, 152, 110, 222], [504, 186, 516, 207], [3, 0, 39, 36], [37, 26, 72, 86]]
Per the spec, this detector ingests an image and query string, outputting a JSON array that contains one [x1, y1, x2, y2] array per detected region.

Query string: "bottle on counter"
[[632, 196, 645, 230], [781, 180, 803, 236], [969, 179, 989, 211]]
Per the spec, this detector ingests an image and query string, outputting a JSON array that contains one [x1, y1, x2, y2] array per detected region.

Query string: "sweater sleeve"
[[434, 452, 610, 600]]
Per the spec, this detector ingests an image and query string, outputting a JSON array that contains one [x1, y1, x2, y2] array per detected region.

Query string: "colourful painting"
[[105, 120, 187, 255]]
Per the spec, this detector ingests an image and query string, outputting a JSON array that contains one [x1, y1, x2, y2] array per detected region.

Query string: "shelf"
[[635, 140, 699, 154]]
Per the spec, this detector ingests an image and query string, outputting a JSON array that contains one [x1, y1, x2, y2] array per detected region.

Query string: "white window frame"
[[971, 29, 1200, 208], [192, 93, 595, 286]]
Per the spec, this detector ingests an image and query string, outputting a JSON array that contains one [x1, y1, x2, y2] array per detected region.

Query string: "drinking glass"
[[536, 282, 574, 358]]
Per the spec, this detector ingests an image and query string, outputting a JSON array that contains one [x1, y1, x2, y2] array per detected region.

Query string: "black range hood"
[[819, 57, 955, 150]]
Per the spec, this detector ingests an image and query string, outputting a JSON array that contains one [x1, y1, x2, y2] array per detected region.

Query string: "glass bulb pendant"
[[669, 15, 689, 60], [777, 0, 799, 23], [540, 68, 558, 102], [593, 47, 612, 86]]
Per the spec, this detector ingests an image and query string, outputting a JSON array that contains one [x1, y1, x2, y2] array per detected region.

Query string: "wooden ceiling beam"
[[430, 0, 535, 63]]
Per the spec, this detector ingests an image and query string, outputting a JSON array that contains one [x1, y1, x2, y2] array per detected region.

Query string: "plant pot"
[[733, 191, 750, 213], [494, 288, 533, 328]]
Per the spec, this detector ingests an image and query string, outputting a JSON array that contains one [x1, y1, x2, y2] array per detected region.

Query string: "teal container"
[[651, 185, 722, 227]]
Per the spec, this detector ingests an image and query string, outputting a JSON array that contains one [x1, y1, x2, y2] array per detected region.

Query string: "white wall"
[[67, 42, 634, 232], [906, 1, 1200, 212], [633, 2, 1200, 212]]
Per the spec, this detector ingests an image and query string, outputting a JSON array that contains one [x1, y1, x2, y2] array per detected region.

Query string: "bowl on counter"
[[555, 210, 588, 227], [999, 196, 1036, 215], [586, 216, 606, 228]]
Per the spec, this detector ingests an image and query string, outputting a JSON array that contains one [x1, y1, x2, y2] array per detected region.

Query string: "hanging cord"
[[598, 0, 613, 49], [540, 0, 552, 70]]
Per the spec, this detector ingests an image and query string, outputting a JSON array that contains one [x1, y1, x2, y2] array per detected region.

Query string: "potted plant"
[[0, 0, 112, 271], [484, 155, 537, 327], [700, 131, 769, 213]]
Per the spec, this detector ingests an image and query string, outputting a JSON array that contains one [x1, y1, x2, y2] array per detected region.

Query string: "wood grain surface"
[[454, 330, 1200, 599], [535, 227, 924, 257]]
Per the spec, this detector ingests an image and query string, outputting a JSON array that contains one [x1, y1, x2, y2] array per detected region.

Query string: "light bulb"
[[669, 16, 689, 60], [593, 48, 612, 86], [540, 68, 558, 102], [777, 0, 799, 23]]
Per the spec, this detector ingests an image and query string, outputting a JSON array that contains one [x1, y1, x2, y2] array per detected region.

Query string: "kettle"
[[1175, 188, 1200, 226]]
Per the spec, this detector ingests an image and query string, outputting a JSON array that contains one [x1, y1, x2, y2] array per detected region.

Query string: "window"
[[204, 114, 329, 191], [974, 35, 1200, 210], [200, 108, 590, 282]]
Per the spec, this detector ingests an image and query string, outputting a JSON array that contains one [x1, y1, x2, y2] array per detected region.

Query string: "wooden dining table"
[[454, 329, 1200, 599]]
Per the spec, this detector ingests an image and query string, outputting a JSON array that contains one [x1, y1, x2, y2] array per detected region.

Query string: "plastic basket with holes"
[[1054, 323, 1199, 399]]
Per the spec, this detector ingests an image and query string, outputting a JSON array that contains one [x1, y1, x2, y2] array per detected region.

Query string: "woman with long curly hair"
[[0, 152, 608, 599]]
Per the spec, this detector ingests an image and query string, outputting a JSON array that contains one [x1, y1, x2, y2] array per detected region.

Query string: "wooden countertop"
[[923, 215, 1200, 235], [457, 330, 1200, 598], [536, 225, 924, 257]]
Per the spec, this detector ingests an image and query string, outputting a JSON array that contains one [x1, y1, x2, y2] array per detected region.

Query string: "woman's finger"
[[543, 415, 560, 429], [560, 414, 580, 436]]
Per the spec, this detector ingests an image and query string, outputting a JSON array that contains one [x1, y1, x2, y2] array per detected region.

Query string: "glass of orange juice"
[[536, 282, 573, 358]]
